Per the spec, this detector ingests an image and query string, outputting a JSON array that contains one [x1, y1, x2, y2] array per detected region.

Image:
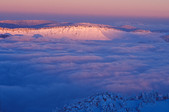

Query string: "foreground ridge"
[[62, 92, 169, 112]]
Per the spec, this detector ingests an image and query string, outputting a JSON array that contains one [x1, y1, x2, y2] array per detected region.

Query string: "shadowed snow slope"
[[62, 92, 169, 112]]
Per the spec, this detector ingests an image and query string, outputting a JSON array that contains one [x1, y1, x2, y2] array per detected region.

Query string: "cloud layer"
[[0, 32, 169, 112]]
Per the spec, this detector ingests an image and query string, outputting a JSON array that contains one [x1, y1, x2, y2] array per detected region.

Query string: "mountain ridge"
[[0, 20, 154, 40], [62, 92, 169, 112], [0, 20, 112, 29]]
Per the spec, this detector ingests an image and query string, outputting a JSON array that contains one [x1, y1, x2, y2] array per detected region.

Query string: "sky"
[[0, 0, 169, 18]]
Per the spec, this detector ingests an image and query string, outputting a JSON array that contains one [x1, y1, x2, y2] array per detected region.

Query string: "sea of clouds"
[[0, 32, 169, 112]]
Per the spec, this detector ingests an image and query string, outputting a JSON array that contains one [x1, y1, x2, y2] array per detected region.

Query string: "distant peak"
[[71, 23, 112, 28], [120, 25, 136, 29], [0, 20, 72, 28], [0, 20, 55, 26]]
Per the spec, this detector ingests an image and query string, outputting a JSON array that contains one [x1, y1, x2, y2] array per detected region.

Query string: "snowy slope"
[[0, 23, 163, 41], [0, 26, 109, 40], [62, 92, 169, 112], [0, 20, 166, 41], [141, 100, 169, 112], [0, 20, 161, 40]]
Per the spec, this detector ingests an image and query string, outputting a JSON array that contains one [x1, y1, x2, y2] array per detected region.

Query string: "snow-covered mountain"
[[62, 92, 169, 112], [0, 20, 156, 40], [0, 26, 110, 40]]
